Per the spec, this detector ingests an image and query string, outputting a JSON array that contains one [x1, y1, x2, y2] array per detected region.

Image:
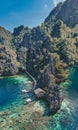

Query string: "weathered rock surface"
[[0, 45, 20, 76], [45, 85, 62, 114], [45, 0, 78, 27], [1, 0, 78, 114]]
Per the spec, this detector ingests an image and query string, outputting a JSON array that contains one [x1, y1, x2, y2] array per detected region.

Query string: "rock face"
[[57, 0, 78, 27], [34, 86, 62, 115], [25, 27, 68, 114], [0, 27, 20, 76], [1, 0, 78, 114], [0, 45, 20, 76], [46, 85, 62, 115], [0, 26, 12, 45], [45, 0, 78, 27]]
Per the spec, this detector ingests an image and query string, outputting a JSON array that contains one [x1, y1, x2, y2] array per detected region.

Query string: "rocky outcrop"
[[0, 45, 20, 76], [57, 0, 78, 27], [34, 86, 62, 115], [0, 26, 12, 46], [45, 0, 78, 27], [1, 0, 78, 114], [0, 26, 20, 76], [45, 85, 62, 114], [25, 27, 68, 114]]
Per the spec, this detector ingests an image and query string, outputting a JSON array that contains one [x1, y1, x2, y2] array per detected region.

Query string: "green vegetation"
[[1, 0, 78, 114]]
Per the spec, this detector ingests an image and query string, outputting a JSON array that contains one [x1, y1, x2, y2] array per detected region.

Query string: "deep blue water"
[[0, 75, 33, 109]]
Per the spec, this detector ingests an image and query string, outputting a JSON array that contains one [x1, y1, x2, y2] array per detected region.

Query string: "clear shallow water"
[[0, 74, 49, 130], [59, 67, 78, 130], [67, 67, 78, 129], [0, 70, 78, 130], [0, 75, 33, 110]]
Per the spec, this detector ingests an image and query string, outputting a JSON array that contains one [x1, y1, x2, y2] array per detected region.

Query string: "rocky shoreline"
[[0, 70, 63, 115], [22, 70, 63, 115], [14, 68, 63, 115], [45, 85, 63, 115]]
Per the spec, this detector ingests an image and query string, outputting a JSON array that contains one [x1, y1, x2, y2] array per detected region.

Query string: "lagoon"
[[0, 69, 78, 130]]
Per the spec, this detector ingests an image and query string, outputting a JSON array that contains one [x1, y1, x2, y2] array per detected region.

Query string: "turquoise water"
[[0, 75, 34, 110], [0, 70, 78, 130], [0, 74, 49, 130], [67, 67, 78, 129], [59, 67, 78, 130]]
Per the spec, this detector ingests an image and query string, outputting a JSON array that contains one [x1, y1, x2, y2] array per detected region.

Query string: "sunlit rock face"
[[45, 0, 78, 27]]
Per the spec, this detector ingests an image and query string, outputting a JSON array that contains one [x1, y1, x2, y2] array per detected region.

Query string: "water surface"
[[0, 74, 33, 110], [0, 70, 78, 130]]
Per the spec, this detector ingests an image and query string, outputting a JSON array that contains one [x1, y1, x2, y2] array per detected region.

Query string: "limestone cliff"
[[45, 0, 78, 27], [1, 0, 78, 114]]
